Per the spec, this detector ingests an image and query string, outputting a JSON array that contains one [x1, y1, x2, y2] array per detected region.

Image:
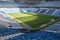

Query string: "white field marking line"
[[16, 19, 33, 29], [8, 15, 31, 29], [8, 14, 21, 23], [7, 14, 15, 19], [0, 19, 23, 29], [16, 19, 31, 29], [2, 33, 24, 40], [7, 15, 27, 28]]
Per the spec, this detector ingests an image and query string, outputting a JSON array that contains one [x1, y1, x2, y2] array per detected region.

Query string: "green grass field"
[[9, 12, 59, 30]]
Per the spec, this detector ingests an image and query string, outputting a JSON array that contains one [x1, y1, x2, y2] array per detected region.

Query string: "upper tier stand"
[[0, 1, 60, 8]]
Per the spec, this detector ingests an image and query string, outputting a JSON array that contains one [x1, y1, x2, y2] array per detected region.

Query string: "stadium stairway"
[[44, 8, 56, 15], [52, 9, 60, 17], [19, 8, 60, 17], [0, 8, 60, 40], [6, 31, 60, 40], [0, 28, 30, 40], [0, 32, 24, 40], [38, 8, 48, 14], [0, 20, 60, 40], [0, 28, 21, 36], [45, 21, 60, 32]]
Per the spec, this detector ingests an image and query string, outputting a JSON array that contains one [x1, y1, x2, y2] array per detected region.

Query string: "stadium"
[[0, 0, 60, 40]]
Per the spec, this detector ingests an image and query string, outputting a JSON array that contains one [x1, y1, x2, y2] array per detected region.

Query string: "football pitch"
[[9, 12, 59, 30]]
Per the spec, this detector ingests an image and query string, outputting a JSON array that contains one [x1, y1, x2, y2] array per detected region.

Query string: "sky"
[[0, 8, 20, 13]]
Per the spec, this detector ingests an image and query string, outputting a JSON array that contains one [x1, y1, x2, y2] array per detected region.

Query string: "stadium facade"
[[0, 0, 60, 40], [0, 11, 7, 19]]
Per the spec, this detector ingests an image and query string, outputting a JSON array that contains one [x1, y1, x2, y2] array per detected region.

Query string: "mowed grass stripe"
[[9, 12, 59, 29], [24, 15, 52, 28]]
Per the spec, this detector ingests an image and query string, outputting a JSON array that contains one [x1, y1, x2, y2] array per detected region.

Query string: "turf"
[[9, 12, 59, 30]]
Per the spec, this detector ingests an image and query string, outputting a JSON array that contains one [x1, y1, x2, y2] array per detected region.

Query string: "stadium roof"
[[0, 1, 60, 8], [0, 0, 14, 2]]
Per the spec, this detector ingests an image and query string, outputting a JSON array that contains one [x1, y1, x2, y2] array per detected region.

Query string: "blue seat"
[[53, 10, 60, 17], [7, 31, 60, 40], [45, 9, 56, 15], [39, 9, 47, 14], [45, 21, 60, 31], [0, 28, 20, 36]]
